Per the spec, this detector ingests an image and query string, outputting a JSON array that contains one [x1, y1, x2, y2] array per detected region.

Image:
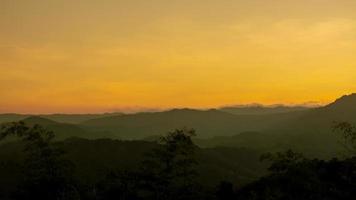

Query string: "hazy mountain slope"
[[195, 130, 341, 158], [293, 94, 356, 128], [23, 116, 59, 126], [0, 115, 124, 140], [0, 114, 29, 124], [273, 94, 356, 149], [20, 116, 102, 140], [220, 105, 311, 115], [41, 113, 123, 124], [196, 132, 272, 149], [2, 94, 355, 158], [197, 94, 356, 158], [80, 108, 306, 139], [0, 113, 123, 124], [280, 94, 356, 156]]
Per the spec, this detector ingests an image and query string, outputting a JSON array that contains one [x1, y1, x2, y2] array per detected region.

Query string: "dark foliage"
[[236, 155, 356, 200], [96, 128, 202, 200], [2, 121, 356, 200], [0, 122, 79, 200]]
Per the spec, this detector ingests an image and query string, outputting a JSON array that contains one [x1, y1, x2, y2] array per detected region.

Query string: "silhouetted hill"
[[0, 114, 125, 141], [20, 116, 103, 140], [0, 138, 267, 192], [280, 93, 356, 137], [196, 132, 270, 148], [2, 94, 356, 158], [327, 93, 356, 110], [0, 114, 29, 124], [22, 116, 59, 126], [312, 93, 356, 122], [42, 113, 123, 124], [220, 105, 311, 115], [80, 108, 305, 139], [198, 94, 356, 158], [0, 113, 123, 124]]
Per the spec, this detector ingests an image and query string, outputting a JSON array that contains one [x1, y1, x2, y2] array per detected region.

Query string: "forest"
[[1, 94, 356, 200], [0, 121, 356, 200]]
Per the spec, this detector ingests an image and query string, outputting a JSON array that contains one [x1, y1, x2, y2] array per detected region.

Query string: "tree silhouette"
[[96, 170, 141, 200], [235, 124, 356, 200], [0, 121, 78, 200], [140, 128, 199, 200], [216, 181, 234, 200], [333, 122, 356, 155], [260, 149, 305, 173]]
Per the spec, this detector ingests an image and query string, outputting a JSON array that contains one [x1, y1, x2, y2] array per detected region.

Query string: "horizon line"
[[0, 102, 324, 115]]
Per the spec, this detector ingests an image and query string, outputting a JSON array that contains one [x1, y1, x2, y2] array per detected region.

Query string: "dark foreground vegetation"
[[1, 121, 356, 200]]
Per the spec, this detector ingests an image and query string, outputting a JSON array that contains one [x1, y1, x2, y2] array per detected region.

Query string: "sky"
[[1, 0, 356, 114]]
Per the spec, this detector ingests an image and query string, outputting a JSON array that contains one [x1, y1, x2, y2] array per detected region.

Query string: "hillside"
[[80, 108, 305, 139], [0, 114, 29, 124], [41, 113, 123, 124], [0, 113, 123, 124], [0, 137, 267, 194], [20, 116, 104, 140], [198, 94, 356, 158], [1, 94, 356, 158], [0, 115, 124, 141], [294, 93, 356, 127], [219, 105, 311, 115]]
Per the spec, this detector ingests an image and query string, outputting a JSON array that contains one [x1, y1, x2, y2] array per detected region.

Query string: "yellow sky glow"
[[1, 0, 356, 113]]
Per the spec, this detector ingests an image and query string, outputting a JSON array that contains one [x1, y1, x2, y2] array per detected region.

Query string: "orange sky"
[[1, 0, 356, 114]]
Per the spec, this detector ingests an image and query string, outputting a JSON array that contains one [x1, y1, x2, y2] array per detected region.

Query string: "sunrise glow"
[[1, 0, 356, 113]]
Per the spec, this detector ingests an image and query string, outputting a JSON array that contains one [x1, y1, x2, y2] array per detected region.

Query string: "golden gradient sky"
[[1, 0, 356, 113]]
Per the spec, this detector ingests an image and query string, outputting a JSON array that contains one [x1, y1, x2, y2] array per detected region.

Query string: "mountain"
[[80, 108, 306, 139], [196, 131, 270, 148], [19, 116, 103, 140], [219, 105, 311, 115], [274, 93, 356, 139], [22, 116, 59, 126], [327, 93, 356, 112], [0, 114, 29, 124], [301, 93, 356, 124], [198, 94, 356, 158], [0, 113, 123, 124], [1, 94, 356, 158], [41, 113, 123, 124]]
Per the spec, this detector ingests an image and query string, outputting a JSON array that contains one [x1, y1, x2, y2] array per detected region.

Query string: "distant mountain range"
[[0, 113, 123, 124], [1, 94, 356, 158], [220, 104, 311, 115], [0, 104, 313, 140]]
